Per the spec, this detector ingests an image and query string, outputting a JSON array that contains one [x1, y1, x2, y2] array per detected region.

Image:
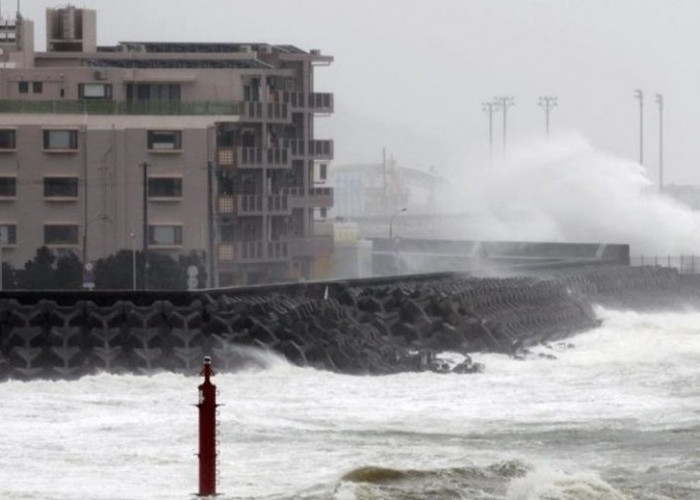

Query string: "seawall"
[[0, 265, 695, 380]]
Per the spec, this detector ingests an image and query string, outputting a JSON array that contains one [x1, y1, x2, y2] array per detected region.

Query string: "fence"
[[630, 255, 700, 274]]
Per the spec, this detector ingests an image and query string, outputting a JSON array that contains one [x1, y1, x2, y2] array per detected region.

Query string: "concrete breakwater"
[[0, 265, 693, 380]]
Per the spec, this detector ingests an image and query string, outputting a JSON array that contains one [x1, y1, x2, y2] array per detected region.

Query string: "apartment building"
[[0, 6, 334, 286]]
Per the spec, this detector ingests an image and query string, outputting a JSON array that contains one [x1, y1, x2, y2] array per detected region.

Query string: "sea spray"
[[442, 134, 700, 255]]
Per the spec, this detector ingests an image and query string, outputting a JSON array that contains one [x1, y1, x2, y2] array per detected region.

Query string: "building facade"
[[0, 6, 334, 286]]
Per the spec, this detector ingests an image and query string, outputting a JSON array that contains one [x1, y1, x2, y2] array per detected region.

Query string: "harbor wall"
[[0, 264, 693, 380]]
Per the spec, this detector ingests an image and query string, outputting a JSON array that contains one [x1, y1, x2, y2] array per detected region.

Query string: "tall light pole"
[[130, 231, 136, 291], [389, 207, 407, 239], [538, 96, 558, 141], [493, 96, 514, 152], [482, 100, 500, 161], [656, 93, 664, 192], [634, 89, 644, 165], [141, 161, 150, 290]]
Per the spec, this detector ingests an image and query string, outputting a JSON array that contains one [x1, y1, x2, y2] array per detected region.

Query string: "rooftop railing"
[[0, 100, 241, 115]]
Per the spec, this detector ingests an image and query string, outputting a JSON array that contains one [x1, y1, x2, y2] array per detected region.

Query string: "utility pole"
[[494, 96, 514, 152], [141, 161, 149, 290], [482, 100, 500, 161], [634, 89, 644, 165], [656, 94, 663, 192], [538, 96, 558, 141]]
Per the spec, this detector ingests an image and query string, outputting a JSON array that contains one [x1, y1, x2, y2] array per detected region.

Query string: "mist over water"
[[443, 134, 700, 255]]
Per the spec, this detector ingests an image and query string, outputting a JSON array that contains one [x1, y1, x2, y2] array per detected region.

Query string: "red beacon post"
[[197, 356, 217, 497]]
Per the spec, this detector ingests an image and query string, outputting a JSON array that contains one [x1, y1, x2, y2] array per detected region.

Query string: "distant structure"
[[663, 184, 700, 211], [0, 6, 334, 286], [330, 155, 443, 218]]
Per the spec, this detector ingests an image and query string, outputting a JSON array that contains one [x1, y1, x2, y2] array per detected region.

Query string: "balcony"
[[0, 100, 241, 116], [281, 139, 333, 160], [308, 93, 334, 113], [289, 235, 334, 258], [217, 147, 290, 168], [218, 240, 289, 263], [274, 92, 333, 113], [274, 186, 333, 209], [308, 140, 333, 160], [241, 101, 289, 123], [217, 194, 290, 215]]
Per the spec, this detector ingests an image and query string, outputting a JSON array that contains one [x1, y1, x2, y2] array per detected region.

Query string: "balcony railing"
[[273, 186, 333, 208], [308, 92, 334, 113], [273, 91, 333, 113], [281, 139, 334, 159], [308, 139, 333, 160], [218, 240, 289, 263], [217, 147, 290, 168], [217, 194, 289, 215], [0, 100, 241, 115], [241, 101, 289, 122]]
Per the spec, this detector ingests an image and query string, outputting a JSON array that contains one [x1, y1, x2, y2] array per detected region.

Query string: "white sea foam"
[[506, 464, 628, 500], [1, 310, 700, 498]]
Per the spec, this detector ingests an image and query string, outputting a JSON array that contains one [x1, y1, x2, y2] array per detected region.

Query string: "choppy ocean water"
[[2, 307, 700, 499]]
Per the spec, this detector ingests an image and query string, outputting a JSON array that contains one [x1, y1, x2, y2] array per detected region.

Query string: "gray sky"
[[14, 0, 700, 184]]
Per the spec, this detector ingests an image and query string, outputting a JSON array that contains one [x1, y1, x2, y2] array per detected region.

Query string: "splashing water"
[[443, 134, 700, 255]]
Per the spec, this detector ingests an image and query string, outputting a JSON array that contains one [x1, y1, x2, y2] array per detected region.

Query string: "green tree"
[[94, 249, 200, 290], [94, 249, 135, 289], [55, 252, 83, 289], [22, 246, 56, 289]]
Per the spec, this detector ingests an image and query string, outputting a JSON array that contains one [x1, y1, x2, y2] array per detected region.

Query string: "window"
[[0, 177, 16, 197], [44, 225, 79, 245], [79, 83, 112, 99], [44, 177, 79, 198], [148, 225, 182, 246], [0, 224, 16, 244], [43, 130, 78, 150], [0, 129, 16, 150], [148, 177, 182, 198], [147, 130, 182, 151], [32, 81, 42, 94], [18, 81, 28, 93]]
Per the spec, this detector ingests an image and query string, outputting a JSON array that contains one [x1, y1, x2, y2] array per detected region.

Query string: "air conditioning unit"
[[310, 49, 321, 56], [94, 69, 107, 80], [240, 45, 252, 53]]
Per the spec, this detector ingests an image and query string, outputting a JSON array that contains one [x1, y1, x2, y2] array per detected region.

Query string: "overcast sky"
[[13, 0, 700, 184]]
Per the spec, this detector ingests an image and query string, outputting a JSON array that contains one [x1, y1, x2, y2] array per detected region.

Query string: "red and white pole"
[[197, 356, 217, 497]]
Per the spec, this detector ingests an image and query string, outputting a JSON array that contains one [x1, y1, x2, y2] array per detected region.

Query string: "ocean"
[[1, 306, 699, 499]]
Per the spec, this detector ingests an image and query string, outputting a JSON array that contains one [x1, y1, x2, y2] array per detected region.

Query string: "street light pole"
[[634, 89, 644, 165], [130, 231, 136, 291], [538, 96, 558, 141], [141, 161, 150, 290], [482, 100, 500, 161], [389, 207, 407, 239], [656, 93, 664, 192], [494, 96, 514, 152]]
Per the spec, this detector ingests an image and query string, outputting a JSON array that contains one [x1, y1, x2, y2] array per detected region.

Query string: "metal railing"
[[630, 255, 700, 274], [0, 100, 241, 115], [218, 240, 289, 262]]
